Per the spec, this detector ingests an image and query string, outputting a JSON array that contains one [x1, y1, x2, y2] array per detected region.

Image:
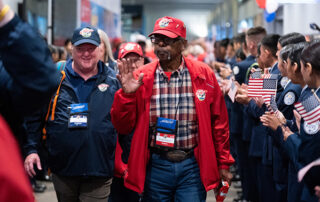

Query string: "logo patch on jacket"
[[233, 66, 239, 75], [284, 91, 295, 105], [98, 83, 109, 92], [196, 89, 207, 101], [303, 121, 319, 135]]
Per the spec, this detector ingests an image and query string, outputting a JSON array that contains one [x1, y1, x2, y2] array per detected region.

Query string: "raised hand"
[[117, 58, 144, 94]]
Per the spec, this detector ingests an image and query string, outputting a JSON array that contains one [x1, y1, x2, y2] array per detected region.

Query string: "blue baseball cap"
[[71, 26, 101, 46]]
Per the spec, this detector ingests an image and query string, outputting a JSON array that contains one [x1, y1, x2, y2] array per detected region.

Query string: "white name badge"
[[69, 114, 88, 128], [156, 133, 175, 148]]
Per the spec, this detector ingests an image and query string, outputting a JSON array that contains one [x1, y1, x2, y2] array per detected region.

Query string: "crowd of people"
[[1, 0, 320, 201], [214, 29, 320, 202]]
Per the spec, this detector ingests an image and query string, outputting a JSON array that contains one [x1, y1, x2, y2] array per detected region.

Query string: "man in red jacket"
[[111, 16, 234, 202]]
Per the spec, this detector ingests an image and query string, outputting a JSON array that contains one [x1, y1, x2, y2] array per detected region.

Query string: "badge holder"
[[68, 103, 89, 129], [154, 117, 178, 149]]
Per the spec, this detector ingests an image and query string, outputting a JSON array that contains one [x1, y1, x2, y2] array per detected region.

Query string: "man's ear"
[[264, 48, 271, 56]]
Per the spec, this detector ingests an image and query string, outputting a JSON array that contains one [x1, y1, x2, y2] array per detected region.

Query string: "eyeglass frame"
[[150, 35, 183, 46]]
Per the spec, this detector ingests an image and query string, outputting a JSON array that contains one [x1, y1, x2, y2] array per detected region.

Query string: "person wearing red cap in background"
[[109, 42, 145, 202], [118, 42, 145, 67], [111, 16, 234, 202]]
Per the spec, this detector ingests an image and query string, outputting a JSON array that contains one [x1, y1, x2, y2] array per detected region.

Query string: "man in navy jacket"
[[24, 26, 120, 202]]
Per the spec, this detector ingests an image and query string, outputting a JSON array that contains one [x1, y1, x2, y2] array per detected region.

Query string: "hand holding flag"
[[294, 92, 320, 125], [248, 77, 278, 105], [228, 80, 238, 103]]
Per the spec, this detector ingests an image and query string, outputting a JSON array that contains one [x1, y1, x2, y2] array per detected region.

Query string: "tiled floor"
[[35, 180, 240, 202]]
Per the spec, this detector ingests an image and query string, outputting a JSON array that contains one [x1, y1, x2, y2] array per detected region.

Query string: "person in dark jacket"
[[0, 1, 59, 201], [24, 26, 120, 202], [0, 6, 59, 140]]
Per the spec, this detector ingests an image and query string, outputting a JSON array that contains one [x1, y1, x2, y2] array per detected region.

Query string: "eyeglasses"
[[150, 35, 180, 46]]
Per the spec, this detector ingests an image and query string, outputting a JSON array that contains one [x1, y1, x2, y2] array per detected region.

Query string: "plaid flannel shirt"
[[149, 60, 198, 150]]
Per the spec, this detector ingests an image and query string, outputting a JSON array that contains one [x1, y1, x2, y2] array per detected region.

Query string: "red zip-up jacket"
[[111, 57, 234, 194], [0, 115, 34, 202]]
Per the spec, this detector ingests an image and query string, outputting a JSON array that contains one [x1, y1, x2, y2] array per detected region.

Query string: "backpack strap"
[[56, 60, 67, 71], [42, 70, 66, 140], [245, 62, 259, 84]]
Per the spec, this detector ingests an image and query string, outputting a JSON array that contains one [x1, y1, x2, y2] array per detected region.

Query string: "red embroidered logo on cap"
[[124, 43, 136, 51], [118, 42, 143, 59], [159, 18, 173, 28]]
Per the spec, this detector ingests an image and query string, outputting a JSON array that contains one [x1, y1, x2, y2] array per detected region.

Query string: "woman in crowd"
[[98, 29, 117, 72]]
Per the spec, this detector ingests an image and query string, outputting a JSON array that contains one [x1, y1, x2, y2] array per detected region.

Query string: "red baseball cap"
[[148, 16, 186, 39], [118, 42, 143, 59]]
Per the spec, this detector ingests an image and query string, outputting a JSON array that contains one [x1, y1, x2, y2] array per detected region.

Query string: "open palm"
[[117, 58, 144, 94]]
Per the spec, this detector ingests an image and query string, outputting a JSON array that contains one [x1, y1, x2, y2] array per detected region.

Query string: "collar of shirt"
[[157, 58, 186, 80], [66, 60, 102, 81], [269, 62, 278, 73], [302, 85, 308, 94], [246, 55, 256, 60], [299, 85, 311, 102]]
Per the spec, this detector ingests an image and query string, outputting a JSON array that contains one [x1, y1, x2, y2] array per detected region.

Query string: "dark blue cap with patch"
[[71, 26, 101, 46]]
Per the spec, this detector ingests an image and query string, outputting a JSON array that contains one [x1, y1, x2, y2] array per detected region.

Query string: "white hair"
[[98, 29, 115, 63]]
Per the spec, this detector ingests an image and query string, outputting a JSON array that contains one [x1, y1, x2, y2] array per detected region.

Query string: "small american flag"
[[294, 93, 320, 125], [251, 70, 262, 79], [228, 80, 238, 103], [267, 95, 279, 116], [248, 78, 277, 105], [262, 73, 279, 79]]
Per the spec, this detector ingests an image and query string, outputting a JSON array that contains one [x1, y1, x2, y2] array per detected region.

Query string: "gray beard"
[[155, 50, 171, 61]]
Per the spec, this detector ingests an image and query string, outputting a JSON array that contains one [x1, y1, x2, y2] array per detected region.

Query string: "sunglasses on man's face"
[[150, 36, 181, 46]]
